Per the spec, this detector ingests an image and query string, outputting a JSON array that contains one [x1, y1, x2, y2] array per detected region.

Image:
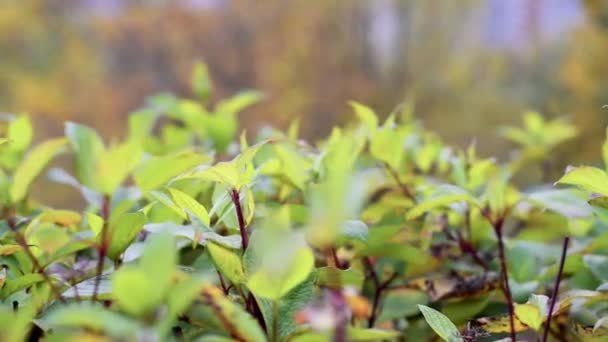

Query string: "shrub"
[[0, 62, 607, 341]]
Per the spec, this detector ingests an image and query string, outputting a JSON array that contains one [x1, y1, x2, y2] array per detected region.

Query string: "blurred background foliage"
[[1, 0, 607, 168]]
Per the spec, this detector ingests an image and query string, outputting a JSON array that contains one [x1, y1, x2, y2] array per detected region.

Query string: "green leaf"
[[192, 61, 212, 101], [247, 247, 314, 300], [316, 267, 364, 289], [584, 255, 608, 282], [370, 124, 405, 170], [86, 213, 103, 236], [207, 241, 246, 285], [202, 288, 267, 342], [44, 303, 137, 337], [134, 150, 208, 191], [215, 90, 263, 115], [0, 274, 45, 299], [347, 327, 400, 341], [350, 101, 378, 136], [407, 185, 476, 220], [112, 267, 163, 317], [106, 212, 146, 260], [168, 187, 210, 226], [257, 274, 316, 340], [525, 189, 592, 219], [193, 141, 267, 190], [378, 290, 429, 322], [418, 305, 464, 342], [556, 166, 608, 197], [95, 141, 142, 194], [128, 110, 158, 142], [140, 231, 177, 293], [65, 122, 105, 189], [338, 220, 369, 244], [7, 115, 33, 151], [10, 138, 67, 202]]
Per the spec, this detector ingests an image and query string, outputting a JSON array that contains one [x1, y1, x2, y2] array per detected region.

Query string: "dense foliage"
[[1, 63, 608, 342]]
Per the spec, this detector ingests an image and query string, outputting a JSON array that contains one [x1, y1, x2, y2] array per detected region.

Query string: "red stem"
[[217, 270, 229, 295], [230, 189, 249, 251], [92, 195, 110, 302], [494, 218, 516, 342], [542, 237, 570, 342], [364, 257, 397, 328]]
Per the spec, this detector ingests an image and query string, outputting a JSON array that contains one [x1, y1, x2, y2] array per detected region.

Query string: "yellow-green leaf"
[[514, 303, 543, 331], [247, 247, 314, 300], [207, 242, 245, 285], [95, 141, 142, 194], [556, 166, 608, 197], [134, 150, 208, 191], [106, 212, 146, 260], [10, 138, 67, 202], [168, 187, 210, 226]]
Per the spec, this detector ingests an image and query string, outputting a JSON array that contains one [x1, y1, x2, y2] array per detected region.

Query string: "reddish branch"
[[493, 217, 516, 342], [229, 188, 266, 331], [92, 195, 110, 302], [230, 189, 249, 251], [542, 237, 570, 342], [363, 257, 397, 328]]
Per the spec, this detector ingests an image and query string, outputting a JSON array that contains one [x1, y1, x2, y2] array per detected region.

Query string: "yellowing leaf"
[[39, 210, 82, 227], [514, 303, 543, 331], [0, 244, 23, 256]]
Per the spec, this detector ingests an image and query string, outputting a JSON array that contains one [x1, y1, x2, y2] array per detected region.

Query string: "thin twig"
[[364, 257, 398, 328], [542, 237, 570, 342], [217, 270, 229, 295], [493, 218, 516, 342], [383, 162, 416, 201], [92, 195, 110, 302], [455, 230, 489, 271], [5, 210, 66, 304]]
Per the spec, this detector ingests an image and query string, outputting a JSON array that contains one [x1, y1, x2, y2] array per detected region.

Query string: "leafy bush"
[[1, 62, 608, 342]]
